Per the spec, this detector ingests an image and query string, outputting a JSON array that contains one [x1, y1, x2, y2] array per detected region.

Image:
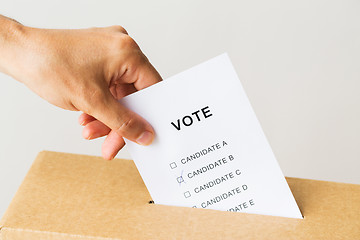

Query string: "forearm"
[[0, 15, 26, 78]]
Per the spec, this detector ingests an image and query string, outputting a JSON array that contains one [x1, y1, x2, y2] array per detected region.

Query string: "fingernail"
[[81, 120, 86, 126], [136, 131, 154, 146]]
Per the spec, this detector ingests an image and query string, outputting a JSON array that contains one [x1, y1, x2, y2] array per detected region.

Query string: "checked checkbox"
[[177, 176, 184, 183]]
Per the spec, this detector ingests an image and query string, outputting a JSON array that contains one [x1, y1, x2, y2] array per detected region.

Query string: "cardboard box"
[[1, 151, 359, 239]]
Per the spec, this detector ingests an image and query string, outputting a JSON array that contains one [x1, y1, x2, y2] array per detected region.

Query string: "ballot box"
[[1, 151, 359, 239]]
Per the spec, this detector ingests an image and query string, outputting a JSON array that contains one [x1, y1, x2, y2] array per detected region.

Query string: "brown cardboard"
[[1, 151, 359, 240]]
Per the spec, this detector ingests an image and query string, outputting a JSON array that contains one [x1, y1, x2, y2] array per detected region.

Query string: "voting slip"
[[119, 53, 302, 219]]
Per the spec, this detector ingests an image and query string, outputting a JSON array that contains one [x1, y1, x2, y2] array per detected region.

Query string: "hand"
[[0, 16, 162, 159]]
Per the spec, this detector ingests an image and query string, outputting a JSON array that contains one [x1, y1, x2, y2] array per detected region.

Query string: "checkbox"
[[177, 176, 184, 183], [184, 191, 191, 198], [170, 162, 177, 169]]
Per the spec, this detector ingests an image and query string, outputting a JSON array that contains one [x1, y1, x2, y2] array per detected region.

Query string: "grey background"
[[1, 0, 359, 218]]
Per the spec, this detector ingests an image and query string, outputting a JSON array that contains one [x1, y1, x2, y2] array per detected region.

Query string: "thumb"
[[87, 89, 154, 146]]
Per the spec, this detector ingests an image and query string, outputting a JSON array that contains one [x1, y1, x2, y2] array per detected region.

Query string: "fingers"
[[77, 40, 162, 160], [115, 50, 162, 91], [133, 61, 162, 91], [79, 113, 125, 159], [79, 113, 124, 160], [82, 119, 111, 140], [109, 82, 137, 100], [78, 113, 96, 126], [85, 89, 155, 146], [102, 130, 125, 160]]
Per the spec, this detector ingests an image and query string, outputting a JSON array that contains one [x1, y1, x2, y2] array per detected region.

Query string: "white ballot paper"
[[120, 53, 302, 219]]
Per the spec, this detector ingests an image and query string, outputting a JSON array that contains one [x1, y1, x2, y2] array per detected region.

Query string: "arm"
[[0, 15, 23, 75], [0, 15, 162, 159]]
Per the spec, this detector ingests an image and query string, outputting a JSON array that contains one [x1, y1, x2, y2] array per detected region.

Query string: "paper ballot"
[[120, 53, 302, 218]]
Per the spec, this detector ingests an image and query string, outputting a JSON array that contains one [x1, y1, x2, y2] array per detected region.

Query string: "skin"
[[0, 15, 162, 160]]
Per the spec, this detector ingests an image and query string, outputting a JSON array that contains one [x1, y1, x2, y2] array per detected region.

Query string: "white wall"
[[1, 0, 359, 218]]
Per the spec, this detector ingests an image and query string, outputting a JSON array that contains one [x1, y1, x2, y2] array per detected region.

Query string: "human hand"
[[0, 17, 162, 159]]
